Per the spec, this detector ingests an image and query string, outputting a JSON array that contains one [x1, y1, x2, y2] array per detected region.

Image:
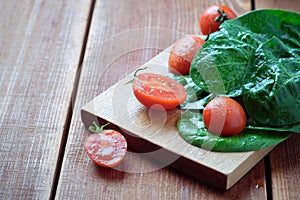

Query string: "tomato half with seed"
[[199, 5, 237, 35], [203, 96, 246, 137], [168, 35, 205, 75], [84, 123, 127, 168], [132, 73, 186, 110]]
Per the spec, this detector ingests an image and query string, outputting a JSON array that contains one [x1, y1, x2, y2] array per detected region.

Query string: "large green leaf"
[[242, 37, 300, 126], [190, 9, 300, 128]]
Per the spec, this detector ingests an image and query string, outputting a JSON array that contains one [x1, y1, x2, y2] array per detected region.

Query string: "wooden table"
[[1, 0, 299, 199]]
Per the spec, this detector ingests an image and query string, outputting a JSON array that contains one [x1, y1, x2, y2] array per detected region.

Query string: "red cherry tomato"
[[84, 122, 127, 168], [199, 5, 237, 35], [203, 96, 246, 137], [132, 72, 186, 110], [168, 35, 205, 75]]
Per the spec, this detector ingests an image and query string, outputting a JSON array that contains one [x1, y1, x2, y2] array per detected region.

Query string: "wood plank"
[[256, 0, 300, 12], [255, 2, 300, 199], [267, 135, 300, 200], [0, 0, 92, 199], [56, 0, 270, 199]]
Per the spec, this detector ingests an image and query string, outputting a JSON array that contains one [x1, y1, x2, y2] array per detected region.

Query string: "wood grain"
[[55, 0, 271, 199], [1, 0, 298, 199], [0, 0, 91, 199], [256, 0, 300, 12], [255, 2, 300, 199], [268, 134, 300, 200]]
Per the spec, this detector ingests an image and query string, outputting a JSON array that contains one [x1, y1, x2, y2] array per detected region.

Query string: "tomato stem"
[[125, 67, 148, 85], [88, 121, 110, 133], [133, 67, 147, 77], [215, 7, 229, 23]]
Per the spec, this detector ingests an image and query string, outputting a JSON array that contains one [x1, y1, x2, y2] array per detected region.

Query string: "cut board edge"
[[81, 99, 273, 190], [81, 108, 228, 189]]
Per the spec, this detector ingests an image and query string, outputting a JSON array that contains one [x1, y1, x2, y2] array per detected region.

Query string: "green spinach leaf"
[[190, 9, 300, 128], [178, 110, 291, 152], [242, 37, 300, 126], [170, 75, 210, 108]]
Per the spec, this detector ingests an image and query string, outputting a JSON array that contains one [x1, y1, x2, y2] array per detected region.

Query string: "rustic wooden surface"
[[0, 0, 92, 199], [0, 0, 299, 199], [256, 0, 300, 12]]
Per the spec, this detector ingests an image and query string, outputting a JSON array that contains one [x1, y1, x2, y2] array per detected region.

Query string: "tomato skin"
[[203, 96, 246, 136], [168, 35, 205, 75], [132, 73, 186, 110], [199, 5, 237, 35], [84, 129, 127, 168]]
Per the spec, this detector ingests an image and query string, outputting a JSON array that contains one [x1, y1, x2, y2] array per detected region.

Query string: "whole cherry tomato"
[[203, 96, 246, 137], [199, 5, 237, 35], [168, 35, 205, 75]]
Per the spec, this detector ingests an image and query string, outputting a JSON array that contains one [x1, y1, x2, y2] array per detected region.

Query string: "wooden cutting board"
[[80, 46, 273, 190]]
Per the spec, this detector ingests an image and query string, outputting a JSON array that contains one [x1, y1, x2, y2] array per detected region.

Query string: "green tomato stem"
[[125, 67, 148, 85], [88, 121, 110, 133]]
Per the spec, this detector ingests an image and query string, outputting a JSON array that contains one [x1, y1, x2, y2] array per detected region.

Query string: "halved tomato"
[[132, 73, 186, 110], [84, 122, 127, 168]]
